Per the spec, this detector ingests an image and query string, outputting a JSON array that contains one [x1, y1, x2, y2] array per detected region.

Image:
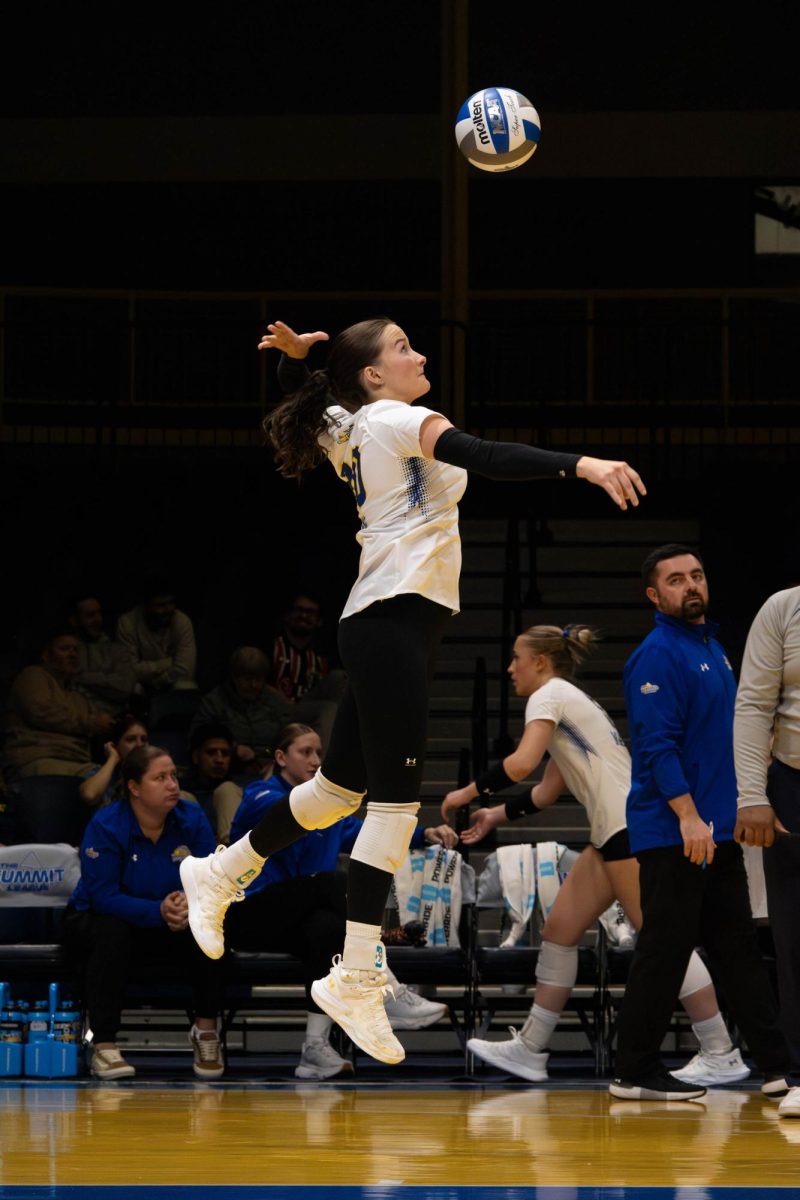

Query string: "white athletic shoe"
[[383, 983, 448, 1030], [670, 1047, 750, 1086], [310, 955, 405, 1065], [763, 1075, 792, 1099], [179, 846, 245, 960], [467, 1028, 550, 1082], [778, 1088, 800, 1118], [295, 1037, 355, 1081], [90, 1046, 136, 1080]]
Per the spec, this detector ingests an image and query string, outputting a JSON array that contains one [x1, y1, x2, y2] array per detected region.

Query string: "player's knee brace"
[[678, 950, 713, 1000], [349, 801, 420, 875], [289, 770, 365, 831], [535, 941, 579, 989]]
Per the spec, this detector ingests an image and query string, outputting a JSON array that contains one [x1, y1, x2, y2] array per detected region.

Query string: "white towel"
[[393, 845, 463, 947], [496, 845, 536, 947]]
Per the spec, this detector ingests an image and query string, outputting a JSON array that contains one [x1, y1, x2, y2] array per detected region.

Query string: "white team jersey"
[[524, 676, 630, 849], [320, 400, 468, 620]]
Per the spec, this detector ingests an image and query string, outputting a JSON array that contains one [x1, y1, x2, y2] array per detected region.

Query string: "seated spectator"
[[271, 594, 347, 749], [116, 583, 197, 694], [69, 594, 137, 716], [79, 714, 149, 807], [3, 629, 115, 780], [65, 745, 225, 1080], [226, 723, 455, 1080], [191, 646, 290, 777], [181, 723, 237, 835]]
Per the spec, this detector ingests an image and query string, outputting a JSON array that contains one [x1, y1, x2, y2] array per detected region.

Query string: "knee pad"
[[289, 770, 365, 831], [535, 941, 579, 990], [350, 802, 420, 875], [678, 950, 713, 1000]]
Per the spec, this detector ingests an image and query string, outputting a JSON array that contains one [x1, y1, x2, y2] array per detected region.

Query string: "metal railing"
[[3, 286, 800, 484]]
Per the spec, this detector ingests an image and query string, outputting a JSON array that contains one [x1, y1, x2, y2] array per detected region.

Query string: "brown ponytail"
[[263, 316, 394, 480]]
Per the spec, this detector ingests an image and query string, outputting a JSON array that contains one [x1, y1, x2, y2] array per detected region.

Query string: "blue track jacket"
[[70, 798, 216, 927], [229, 774, 427, 895], [624, 611, 738, 853]]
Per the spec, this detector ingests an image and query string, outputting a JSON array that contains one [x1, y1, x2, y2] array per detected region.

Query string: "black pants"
[[323, 593, 450, 802], [764, 758, 800, 1070], [226, 871, 346, 1011], [64, 908, 225, 1044], [614, 840, 790, 1080]]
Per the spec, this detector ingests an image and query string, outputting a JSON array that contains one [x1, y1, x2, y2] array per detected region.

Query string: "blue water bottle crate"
[[0, 982, 26, 1077], [24, 984, 81, 1078]]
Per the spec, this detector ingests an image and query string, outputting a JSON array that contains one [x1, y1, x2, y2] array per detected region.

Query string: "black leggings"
[[323, 593, 450, 799], [248, 593, 450, 927], [64, 908, 225, 1044]]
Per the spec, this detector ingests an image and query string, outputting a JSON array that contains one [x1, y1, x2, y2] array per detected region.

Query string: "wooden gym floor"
[[1, 1074, 798, 1199]]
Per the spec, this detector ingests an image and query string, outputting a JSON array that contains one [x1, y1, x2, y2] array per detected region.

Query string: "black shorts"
[[599, 828, 632, 862]]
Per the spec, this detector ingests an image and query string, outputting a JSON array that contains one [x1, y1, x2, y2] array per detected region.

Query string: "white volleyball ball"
[[455, 86, 541, 173]]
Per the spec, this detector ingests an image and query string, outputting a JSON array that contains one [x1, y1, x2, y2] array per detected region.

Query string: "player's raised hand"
[[576, 457, 647, 511], [257, 320, 329, 359]]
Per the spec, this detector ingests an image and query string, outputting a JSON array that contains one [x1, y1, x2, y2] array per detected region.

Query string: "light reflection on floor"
[[0, 1081, 797, 1196]]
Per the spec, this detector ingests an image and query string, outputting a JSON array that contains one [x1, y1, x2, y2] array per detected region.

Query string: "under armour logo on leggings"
[[405, 757, 417, 767]]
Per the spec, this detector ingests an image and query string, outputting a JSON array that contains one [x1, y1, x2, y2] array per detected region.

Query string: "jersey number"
[[340, 446, 366, 507]]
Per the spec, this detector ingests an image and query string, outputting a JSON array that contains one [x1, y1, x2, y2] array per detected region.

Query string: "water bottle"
[[25, 1000, 52, 1077], [0, 983, 25, 1077], [50, 983, 81, 1077]]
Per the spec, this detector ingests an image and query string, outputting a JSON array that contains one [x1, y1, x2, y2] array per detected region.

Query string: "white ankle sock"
[[692, 1014, 732, 1055], [343, 921, 385, 972], [520, 1004, 560, 1052], [219, 835, 266, 888], [306, 1012, 333, 1040]]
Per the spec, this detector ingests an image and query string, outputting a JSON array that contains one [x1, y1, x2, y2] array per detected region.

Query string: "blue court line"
[[1, 1188, 798, 1199]]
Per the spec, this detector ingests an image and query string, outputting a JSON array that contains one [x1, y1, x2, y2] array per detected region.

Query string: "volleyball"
[[454, 86, 541, 173]]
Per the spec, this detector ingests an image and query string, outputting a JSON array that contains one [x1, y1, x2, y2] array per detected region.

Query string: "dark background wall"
[[2, 1, 800, 679]]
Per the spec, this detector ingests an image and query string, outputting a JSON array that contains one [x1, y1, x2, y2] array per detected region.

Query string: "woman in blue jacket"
[[66, 745, 225, 1081], [226, 723, 456, 1080]]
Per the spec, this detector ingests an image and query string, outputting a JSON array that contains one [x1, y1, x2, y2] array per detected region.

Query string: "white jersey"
[[320, 400, 468, 620], [524, 676, 630, 849]]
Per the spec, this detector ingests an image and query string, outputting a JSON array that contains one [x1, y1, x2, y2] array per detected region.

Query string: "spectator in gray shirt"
[[70, 594, 137, 716], [116, 583, 197, 694]]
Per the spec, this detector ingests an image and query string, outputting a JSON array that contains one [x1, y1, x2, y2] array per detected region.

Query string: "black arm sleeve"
[[504, 793, 542, 821], [433, 427, 581, 481], [276, 354, 312, 396]]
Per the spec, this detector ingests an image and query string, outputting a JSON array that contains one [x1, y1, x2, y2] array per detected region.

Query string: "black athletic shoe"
[[609, 1069, 706, 1101]]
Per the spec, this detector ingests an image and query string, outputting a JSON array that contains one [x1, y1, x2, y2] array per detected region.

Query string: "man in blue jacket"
[[610, 544, 794, 1104]]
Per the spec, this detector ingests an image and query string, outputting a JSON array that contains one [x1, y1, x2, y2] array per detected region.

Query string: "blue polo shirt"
[[624, 611, 738, 853], [229, 774, 427, 895], [70, 798, 216, 928]]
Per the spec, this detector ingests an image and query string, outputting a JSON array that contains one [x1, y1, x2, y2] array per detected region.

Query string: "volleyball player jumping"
[[180, 317, 645, 1065]]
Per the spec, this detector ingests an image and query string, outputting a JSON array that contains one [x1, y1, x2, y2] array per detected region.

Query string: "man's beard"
[[681, 594, 707, 619]]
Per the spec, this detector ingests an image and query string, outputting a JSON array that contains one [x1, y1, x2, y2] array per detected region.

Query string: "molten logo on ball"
[[456, 86, 540, 173]]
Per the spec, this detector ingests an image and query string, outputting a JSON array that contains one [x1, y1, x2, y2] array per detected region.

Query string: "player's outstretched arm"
[[418, 414, 646, 512]]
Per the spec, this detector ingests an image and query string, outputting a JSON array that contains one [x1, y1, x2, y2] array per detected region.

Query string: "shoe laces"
[[391, 983, 423, 1007], [304, 1038, 345, 1065], [193, 1031, 222, 1063], [96, 1047, 126, 1066], [200, 849, 244, 922]]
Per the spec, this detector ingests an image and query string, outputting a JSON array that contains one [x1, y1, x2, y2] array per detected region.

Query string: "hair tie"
[[562, 628, 570, 639]]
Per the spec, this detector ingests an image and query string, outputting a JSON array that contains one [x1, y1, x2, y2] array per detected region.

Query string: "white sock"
[[520, 1004, 560, 1052], [305, 1012, 333, 1041], [218, 834, 266, 888], [342, 920, 385, 973], [692, 1014, 733, 1056]]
